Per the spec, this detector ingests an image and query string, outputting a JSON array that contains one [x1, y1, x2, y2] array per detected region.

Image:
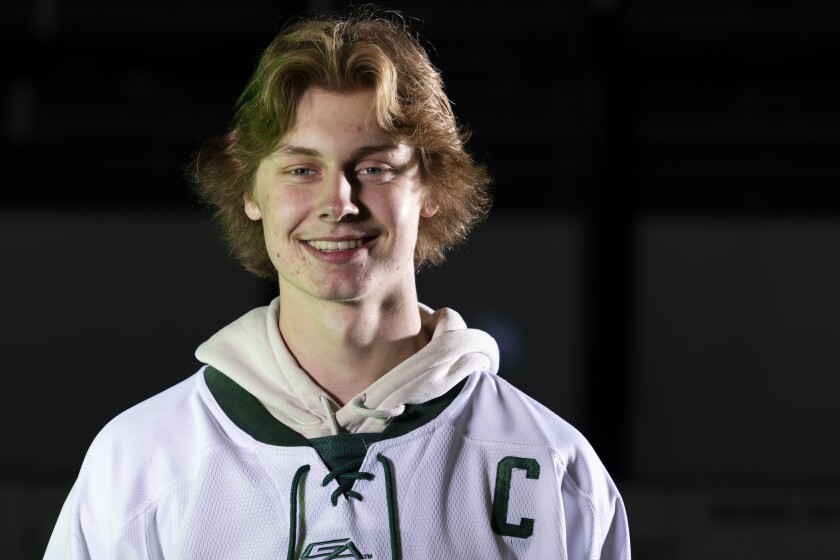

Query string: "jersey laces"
[[287, 454, 400, 560]]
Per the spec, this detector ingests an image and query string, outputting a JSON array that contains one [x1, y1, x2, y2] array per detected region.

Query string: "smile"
[[306, 238, 369, 252]]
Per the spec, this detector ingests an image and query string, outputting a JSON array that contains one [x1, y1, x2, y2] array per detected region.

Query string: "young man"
[[46, 10, 630, 560]]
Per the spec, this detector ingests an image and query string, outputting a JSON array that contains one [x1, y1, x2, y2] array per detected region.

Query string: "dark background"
[[3, 0, 840, 558]]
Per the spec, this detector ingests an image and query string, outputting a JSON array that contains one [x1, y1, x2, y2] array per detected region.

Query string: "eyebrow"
[[272, 143, 401, 159], [352, 143, 401, 159], [272, 145, 320, 158]]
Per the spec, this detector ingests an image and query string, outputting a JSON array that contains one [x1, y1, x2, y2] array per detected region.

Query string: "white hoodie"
[[195, 297, 500, 437]]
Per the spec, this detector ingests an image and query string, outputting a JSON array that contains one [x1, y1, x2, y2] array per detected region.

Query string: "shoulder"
[[448, 372, 630, 558], [76, 368, 230, 520], [451, 371, 589, 451], [449, 371, 619, 496], [89, 369, 211, 460]]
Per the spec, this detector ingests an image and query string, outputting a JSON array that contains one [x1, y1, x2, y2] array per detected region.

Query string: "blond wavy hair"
[[189, 8, 491, 279]]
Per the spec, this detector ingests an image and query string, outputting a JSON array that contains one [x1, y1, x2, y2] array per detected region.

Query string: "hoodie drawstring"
[[286, 455, 400, 560], [319, 394, 341, 435], [352, 394, 406, 419]]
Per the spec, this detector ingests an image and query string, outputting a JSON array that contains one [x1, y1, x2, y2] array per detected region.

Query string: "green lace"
[[287, 464, 310, 560], [376, 453, 399, 560], [321, 457, 375, 505], [286, 455, 400, 560]]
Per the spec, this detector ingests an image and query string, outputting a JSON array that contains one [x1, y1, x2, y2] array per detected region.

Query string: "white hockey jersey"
[[45, 302, 630, 559]]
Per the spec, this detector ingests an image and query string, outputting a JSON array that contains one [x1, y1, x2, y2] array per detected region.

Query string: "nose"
[[318, 171, 359, 222]]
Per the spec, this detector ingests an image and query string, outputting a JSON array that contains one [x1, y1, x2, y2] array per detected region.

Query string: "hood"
[[195, 297, 499, 437]]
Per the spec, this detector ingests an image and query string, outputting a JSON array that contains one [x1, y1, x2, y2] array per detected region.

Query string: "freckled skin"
[[238, 89, 441, 404], [244, 88, 438, 306]]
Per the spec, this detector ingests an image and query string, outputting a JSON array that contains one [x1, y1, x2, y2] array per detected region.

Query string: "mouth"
[[304, 236, 375, 252]]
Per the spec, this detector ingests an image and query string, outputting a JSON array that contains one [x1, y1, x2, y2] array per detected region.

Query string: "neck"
[[278, 285, 429, 406]]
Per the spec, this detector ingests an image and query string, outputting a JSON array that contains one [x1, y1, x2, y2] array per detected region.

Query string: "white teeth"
[[307, 238, 366, 251]]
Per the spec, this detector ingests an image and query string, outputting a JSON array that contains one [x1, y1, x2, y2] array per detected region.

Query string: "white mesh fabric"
[[46, 369, 630, 559]]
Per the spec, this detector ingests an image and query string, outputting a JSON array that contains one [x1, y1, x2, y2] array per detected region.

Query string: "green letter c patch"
[[491, 456, 541, 538]]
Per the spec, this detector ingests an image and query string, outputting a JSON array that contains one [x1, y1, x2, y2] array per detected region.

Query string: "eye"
[[356, 164, 394, 184], [282, 165, 320, 183]]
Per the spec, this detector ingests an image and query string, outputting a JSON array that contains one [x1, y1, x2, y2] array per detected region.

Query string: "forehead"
[[292, 88, 376, 134], [271, 88, 411, 159]]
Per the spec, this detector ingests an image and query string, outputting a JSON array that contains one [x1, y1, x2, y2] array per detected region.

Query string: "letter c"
[[491, 456, 541, 538]]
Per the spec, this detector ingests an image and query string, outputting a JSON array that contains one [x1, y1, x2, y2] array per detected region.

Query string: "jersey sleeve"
[[559, 456, 631, 560], [43, 480, 91, 560]]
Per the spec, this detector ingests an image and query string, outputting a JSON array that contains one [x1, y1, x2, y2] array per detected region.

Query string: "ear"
[[420, 199, 439, 219], [244, 193, 262, 221]]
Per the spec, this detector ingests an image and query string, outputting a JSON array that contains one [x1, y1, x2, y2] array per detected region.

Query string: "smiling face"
[[245, 88, 437, 306]]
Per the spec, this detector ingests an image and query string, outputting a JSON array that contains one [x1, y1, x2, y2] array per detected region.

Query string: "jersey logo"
[[300, 538, 372, 559], [491, 456, 541, 538]]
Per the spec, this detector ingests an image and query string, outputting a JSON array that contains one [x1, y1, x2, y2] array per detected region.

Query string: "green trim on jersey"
[[378, 381, 466, 440], [204, 365, 466, 451], [309, 433, 379, 471], [205, 365, 465, 500], [205, 365, 309, 447]]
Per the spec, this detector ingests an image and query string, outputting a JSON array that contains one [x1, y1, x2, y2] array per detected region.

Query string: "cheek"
[[258, 206, 299, 261], [385, 202, 423, 252], [383, 190, 423, 226], [263, 191, 308, 231]]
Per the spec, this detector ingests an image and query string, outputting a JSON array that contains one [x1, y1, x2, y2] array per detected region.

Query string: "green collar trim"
[[308, 433, 379, 471], [204, 365, 310, 447], [380, 379, 466, 440], [204, 365, 466, 447]]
